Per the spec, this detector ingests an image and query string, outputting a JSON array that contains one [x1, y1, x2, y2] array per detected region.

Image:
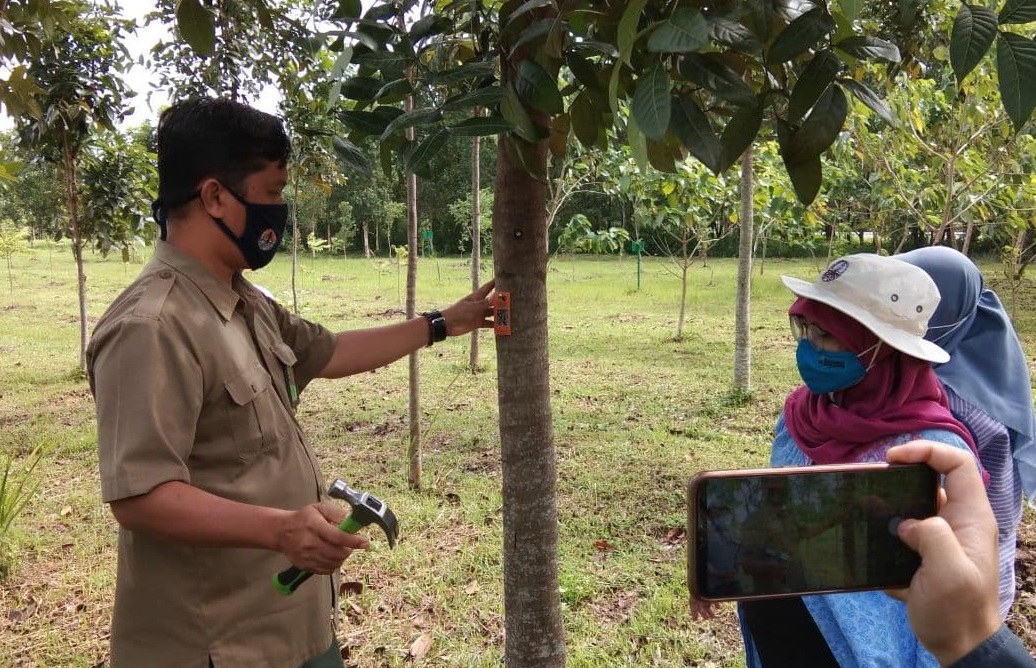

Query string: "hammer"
[[273, 479, 399, 596]]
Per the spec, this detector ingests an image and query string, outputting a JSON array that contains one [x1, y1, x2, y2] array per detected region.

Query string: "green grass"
[[0, 245, 1034, 666]]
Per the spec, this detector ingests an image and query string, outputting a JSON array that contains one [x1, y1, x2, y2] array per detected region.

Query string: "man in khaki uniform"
[[86, 98, 494, 668]]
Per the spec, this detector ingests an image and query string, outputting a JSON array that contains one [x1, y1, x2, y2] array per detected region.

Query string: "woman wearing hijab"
[[899, 245, 1036, 619], [739, 253, 984, 668]]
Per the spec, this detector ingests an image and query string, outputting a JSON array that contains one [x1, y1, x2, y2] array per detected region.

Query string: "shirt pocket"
[[224, 363, 277, 460]]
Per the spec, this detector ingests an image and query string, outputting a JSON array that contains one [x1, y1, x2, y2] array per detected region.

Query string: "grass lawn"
[[1, 245, 1034, 667]]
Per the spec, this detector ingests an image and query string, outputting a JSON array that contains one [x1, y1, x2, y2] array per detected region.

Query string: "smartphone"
[[687, 462, 939, 602]]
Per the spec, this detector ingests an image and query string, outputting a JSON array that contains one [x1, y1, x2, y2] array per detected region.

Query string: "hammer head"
[[327, 479, 399, 548]]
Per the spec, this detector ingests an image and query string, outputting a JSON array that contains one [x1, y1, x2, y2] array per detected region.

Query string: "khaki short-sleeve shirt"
[[87, 242, 339, 668]]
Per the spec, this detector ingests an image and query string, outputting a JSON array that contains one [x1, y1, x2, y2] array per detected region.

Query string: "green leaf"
[[515, 59, 564, 115], [353, 50, 411, 76], [631, 64, 672, 141], [375, 79, 414, 104], [332, 136, 372, 177], [999, 0, 1036, 24], [332, 0, 362, 20], [380, 107, 444, 141], [340, 106, 403, 136], [570, 91, 601, 149], [767, 8, 836, 64], [840, 78, 894, 125], [628, 116, 650, 173], [504, 0, 554, 31], [788, 50, 842, 124], [442, 86, 507, 112], [680, 53, 756, 106], [175, 0, 216, 57], [996, 32, 1036, 132], [777, 119, 822, 204], [709, 18, 761, 52], [403, 128, 451, 175], [427, 61, 497, 86], [566, 51, 603, 91], [326, 48, 354, 108], [719, 103, 763, 172], [787, 152, 823, 204], [646, 138, 676, 172], [501, 83, 540, 142], [950, 4, 998, 84], [509, 18, 556, 55], [834, 36, 901, 63], [339, 76, 383, 102], [646, 8, 709, 53], [448, 115, 514, 137], [670, 95, 722, 173], [618, 0, 651, 60], [744, 0, 775, 38], [410, 15, 453, 43], [838, 0, 864, 22], [785, 84, 847, 165]]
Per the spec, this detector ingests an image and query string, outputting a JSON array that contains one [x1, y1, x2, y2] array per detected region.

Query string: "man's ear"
[[197, 178, 229, 219]]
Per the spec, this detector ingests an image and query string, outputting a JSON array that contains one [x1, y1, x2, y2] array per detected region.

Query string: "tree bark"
[[494, 134, 565, 667], [469, 112, 482, 374], [290, 177, 300, 314], [733, 146, 754, 392], [63, 133, 88, 373], [400, 39, 422, 490]]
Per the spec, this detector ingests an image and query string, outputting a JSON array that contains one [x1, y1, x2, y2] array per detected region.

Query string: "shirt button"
[[158, 270, 172, 279]]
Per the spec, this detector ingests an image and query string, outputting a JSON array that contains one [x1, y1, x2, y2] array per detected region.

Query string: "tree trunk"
[[494, 135, 565, 668], [961, 220, 976, 255], [469, 115, 482, 374], [291, 177, 301, 314], [402, 87, 422, 491], [362, 221, 371, 257], [63, 134, 88, 373], [733, 146, 754, 392]]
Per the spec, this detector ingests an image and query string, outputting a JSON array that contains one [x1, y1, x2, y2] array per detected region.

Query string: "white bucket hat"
[[781, 253, 950, 364]]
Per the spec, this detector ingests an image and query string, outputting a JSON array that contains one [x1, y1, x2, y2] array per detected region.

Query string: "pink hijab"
[[784, 297, 978, 464]]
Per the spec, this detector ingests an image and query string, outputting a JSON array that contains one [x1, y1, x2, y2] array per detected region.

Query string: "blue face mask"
[[795, 339, 869, 394]]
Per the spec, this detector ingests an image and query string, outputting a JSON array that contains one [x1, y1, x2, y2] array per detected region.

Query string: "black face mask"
[[151, 185, 288, 270], [212, 186, 288, 270]]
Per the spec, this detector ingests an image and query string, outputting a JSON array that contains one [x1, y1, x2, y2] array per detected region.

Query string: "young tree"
[[78, 128, 158, 263], [0, 218, 30, 301], [16, 0, 132, 371]]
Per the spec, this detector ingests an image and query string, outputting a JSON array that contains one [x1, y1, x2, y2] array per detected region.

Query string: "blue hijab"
[[899, 246, 1036, 502]]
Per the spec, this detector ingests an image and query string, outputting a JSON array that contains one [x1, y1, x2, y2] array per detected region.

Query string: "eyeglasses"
[[789, 315, 838, 349]]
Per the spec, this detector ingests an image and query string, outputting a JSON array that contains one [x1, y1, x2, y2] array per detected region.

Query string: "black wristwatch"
[[420, 310, 448, 346]]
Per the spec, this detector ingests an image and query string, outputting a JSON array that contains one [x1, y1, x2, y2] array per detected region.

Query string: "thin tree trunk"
[[291, 177, 300, 314], [399, 9, 422, 490], [733, 146, 754, 392], [362, 221, 371, 257], [961, 220, 976, 255], [63, 134, 88, 373], [469, 111, 482, 374], [495, 38, 565, 665]]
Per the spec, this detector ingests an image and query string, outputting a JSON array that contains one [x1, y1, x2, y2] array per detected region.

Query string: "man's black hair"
[[155, 97, 291, 214]]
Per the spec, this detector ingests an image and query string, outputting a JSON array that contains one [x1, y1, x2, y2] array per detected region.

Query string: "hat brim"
[[781, 275, 950, 364]]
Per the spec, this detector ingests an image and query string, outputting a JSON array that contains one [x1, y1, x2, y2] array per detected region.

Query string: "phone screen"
[[688, 463, 939, 601]]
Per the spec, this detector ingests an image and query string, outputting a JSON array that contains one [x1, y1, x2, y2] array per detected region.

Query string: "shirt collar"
[[153, 241, 242, 322]]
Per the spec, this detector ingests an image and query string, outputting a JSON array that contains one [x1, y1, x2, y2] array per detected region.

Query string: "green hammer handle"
[[272, 515, 364, 595]]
